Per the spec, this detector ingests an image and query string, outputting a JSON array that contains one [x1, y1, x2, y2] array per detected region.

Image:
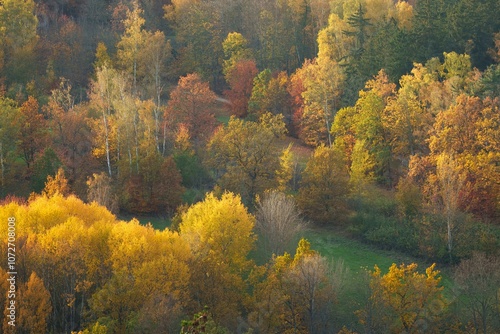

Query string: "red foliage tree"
[[224, 59, 258, 117], [164, 73, 217, 147]]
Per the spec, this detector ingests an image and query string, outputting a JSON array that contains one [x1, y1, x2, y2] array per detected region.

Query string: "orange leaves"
[[17, 96, 48, 169], [164, 73, 217, 145], [42, 168, 70, 198], [428, 95, 500, 217], [16, 272, 52, 334]]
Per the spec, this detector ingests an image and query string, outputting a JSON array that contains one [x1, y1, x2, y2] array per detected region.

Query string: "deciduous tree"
[[222, 32, 253, 78], [42, 167, 71, 197], [86, 172, 118, 214], [16, 96, 48, 169], [255, 190, 306, 257], [164, 73, 217, 147], [116, 1, 146, 95], [223, 59, 258, 117], [0, 0, 38, 87], [0, 96, 19, 192], [17, 272, 52, 334], [165, 0, 223, 86], [206, 113, 286, 203], [250, 239, 340, 333], [359, 263, 445, 333], [297, 145, 349, 224], [179, 192, 255, 330], [454, 252, 500, 333]]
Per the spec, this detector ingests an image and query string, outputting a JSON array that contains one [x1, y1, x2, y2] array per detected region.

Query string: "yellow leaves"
[[42, 168, 70, 197], [180, 192, 255, 266], [222, 32, 253, 77], [207, 114, 285, 201], [0, 190, 196, 333], [179, 192, 255, 327], [275, 144, 295, 192], [388, 0, 414, 30], [298, 144, 350, 224], [17, 272, 52, 334], [365, 0, 394, 25], [251, 238, 335, 333], [368, 262, 445, 333], [293, 238, 317, 263]]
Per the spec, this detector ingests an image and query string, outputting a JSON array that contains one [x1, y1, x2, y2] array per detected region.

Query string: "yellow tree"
[[250, 239, 338, 333], [0, 268, 10, 331], [17, 272, 52, 334], [276, 143, 295, 192], [297, 145, 350, 224], [435, 153, 466, 262], [383, 72, 433, 162], [388, 0, 414, 30], [429, 94, 500, 219], [88, 65, 121, 177], [0, 195, 119, 333], [222, 32, 253, 78], [116, 1, 146, 95], [42, 167, 71, 197], [91, 222, 192, 333], [206, 113, 286, 203], [140, 31, 172, 152], [360, 263, 445, 333], [34, 216, 96, 332], [179, 192, 256, 330], [351, 71, 395, 186], [298, 57, 345, 146]]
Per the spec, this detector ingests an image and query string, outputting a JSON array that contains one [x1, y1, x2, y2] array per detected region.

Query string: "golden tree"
[[207, 113, 286, 203], [17, 272, 52, 334], [297, 145, 350, 224], [179, 192, 256, 330], [42, 168, 71, 197], [359, 263, 445, 333]]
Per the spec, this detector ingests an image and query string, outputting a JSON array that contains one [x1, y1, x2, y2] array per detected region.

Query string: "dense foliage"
[[1, 0, 499, 332]]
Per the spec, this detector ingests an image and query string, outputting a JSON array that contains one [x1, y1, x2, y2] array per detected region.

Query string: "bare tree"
[[86, 172, 118, 213], [436, 153, 465, 262], [454, 252, 500, 334], [255, 191, 307, 256]]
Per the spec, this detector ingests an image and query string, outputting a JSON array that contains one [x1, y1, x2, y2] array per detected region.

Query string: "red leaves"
[[224, 59, 258, 117]]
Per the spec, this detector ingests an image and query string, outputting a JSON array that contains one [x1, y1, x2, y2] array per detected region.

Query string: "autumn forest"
[[0, 0, 499, 333]]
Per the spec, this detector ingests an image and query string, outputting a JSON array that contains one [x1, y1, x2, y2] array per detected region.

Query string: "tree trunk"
[[102, 112, 112, 177]]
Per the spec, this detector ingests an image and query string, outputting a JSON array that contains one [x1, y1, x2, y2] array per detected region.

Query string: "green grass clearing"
[[298, 227, 455, 330], [119, 213, 171, 230]]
